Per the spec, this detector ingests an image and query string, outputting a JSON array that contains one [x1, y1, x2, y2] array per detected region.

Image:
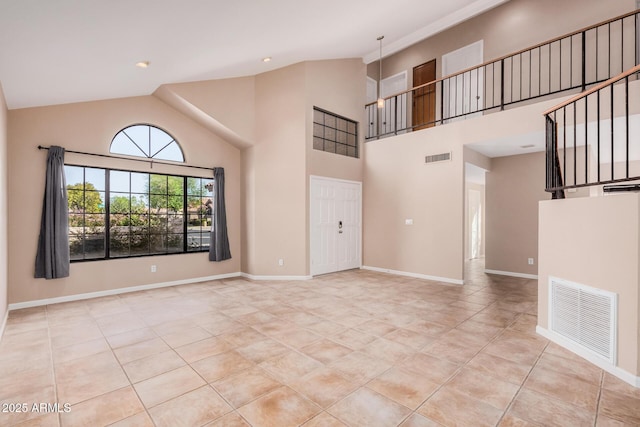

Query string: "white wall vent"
[[425, 152, 452, 164], [549, 277, 617, 364]]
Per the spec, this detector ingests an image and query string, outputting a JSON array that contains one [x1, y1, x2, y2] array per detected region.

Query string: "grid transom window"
[[313, 107, 358, 158], [110, 124, 185, 162], [65, 165, 213, 261]]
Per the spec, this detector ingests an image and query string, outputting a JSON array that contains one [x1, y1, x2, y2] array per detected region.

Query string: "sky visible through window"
[[110, 124, 184, 162]]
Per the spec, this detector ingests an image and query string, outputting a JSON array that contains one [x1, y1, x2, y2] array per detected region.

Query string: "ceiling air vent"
[[425, 152, 452, 164], [549, 277, 617, 364]]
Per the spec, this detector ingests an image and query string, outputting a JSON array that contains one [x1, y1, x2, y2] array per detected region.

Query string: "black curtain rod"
[[37, 145, 214, 173]]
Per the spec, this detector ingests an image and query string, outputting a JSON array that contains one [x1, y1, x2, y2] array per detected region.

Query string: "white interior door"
[[380, 71, 408, 135], [442, 40, 484, 121], [310, 176, 361, 276]]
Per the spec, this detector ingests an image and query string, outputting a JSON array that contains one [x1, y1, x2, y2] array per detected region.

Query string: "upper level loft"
[[366, 10, 640, 141]]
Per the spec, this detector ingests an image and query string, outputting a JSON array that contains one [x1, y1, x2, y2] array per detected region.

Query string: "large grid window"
[[313, 107, 358, 158], [65, 165, 213, 261]]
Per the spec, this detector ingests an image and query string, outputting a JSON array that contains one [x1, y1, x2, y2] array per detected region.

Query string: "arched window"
[[110, 124, 184, 162]]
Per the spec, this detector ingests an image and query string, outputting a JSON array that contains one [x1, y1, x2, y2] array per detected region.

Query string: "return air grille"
[[425, 152, 451, 164], [549, 277, 617, 364]]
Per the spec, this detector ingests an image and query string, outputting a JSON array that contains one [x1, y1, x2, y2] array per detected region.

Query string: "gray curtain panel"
[[35, 146, 70, 279], [209, 167, 232, 262]]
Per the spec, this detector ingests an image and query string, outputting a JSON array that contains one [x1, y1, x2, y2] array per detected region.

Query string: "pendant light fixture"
[[377, 35, 385, 109]]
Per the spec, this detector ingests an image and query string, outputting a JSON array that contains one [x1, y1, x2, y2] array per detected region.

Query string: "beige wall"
[[7, 96, 241, 304], [369, 0, 635, 86], [539, 195, 640, 376], [0, 83, 7, 326], [305, 59, 366, 183], [486, 152, 548, 275], [363, 127, 465, 282], [241, 59, 366, 277], [155, 77, 256, 147], [244, 63, 308, 276]]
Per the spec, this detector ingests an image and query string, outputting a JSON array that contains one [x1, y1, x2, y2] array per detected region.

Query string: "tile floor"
[[1, 260, 639, 426]]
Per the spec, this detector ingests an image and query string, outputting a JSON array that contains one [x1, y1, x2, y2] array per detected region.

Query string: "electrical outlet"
[[278, 259, 284, 266], [528, 258, 534, 265], [151, 265, 157, 272], [405, 219, 414, 225]]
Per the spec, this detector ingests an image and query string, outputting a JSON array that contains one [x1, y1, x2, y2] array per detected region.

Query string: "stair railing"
[[544, 64, 640, 196], [366, 9, 640, 140]]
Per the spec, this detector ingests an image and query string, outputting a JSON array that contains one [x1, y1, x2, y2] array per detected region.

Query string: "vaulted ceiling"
[[0, 0, 508, 109]]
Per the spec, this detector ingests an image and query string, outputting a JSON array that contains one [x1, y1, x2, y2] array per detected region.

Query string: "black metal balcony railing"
[[366, 10, 640, 140], [544, 64, 640, 197]]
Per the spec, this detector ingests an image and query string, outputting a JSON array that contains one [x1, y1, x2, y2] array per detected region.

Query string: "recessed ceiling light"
[[262, 57, 272, 63], [135, 61, 150, 68]]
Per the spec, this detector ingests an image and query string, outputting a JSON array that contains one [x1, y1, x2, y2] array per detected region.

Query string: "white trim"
[[537, 326, 640, 389], [0, 309, 8, 344], [361, 265, 463, 285], [484, 269, 538, 280], [8, 272, 242, 310], [241, 273, 312, 281], [362, 0, 509, 63]]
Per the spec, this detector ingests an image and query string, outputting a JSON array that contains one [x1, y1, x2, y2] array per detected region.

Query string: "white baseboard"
[[361, 265, 463, 285], [0, 308, 8, 345], [8, 272, 242, 311], [485, 269, 538, 280], [241, 273, 312, 281], [537, 326, 640, 389]]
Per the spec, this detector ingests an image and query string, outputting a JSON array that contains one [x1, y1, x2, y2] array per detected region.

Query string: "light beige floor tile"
[[192, 350, 255, 383], [331, 328, 377, 350], [52, 337, 110, 364], [598, 388, 640, 425], [238, 386, 321, 427], [509, 389, 595, 426], [465, 352, 532, 385], [258, 350, 323, 384], [50, 320, 104, 349], [236, 339, 289, 363], [535, 351, 602, 385], [174, 336, 234, 363], [383, 328, 436, 351], [114, 337, 172, 364], [361, 338, 415, 364], [302, 412, 348, 427], [524, 364, 600, 411], [60, 386, 143, 427], [161, 325, 213, 348], [105, 327, 157, 349], [122, 349, 186, 383], [399, 352, 461, 384], [133, 365, 206, 408], [289, 367, 359, 408], [55, 351, 129, 405], [95, 311, 147, 336], [446, 367, 520, 410], [328, 351, 392, 384], [213, 367, 282, 408], [417, 386, 504, 427], [10, 412, 60, 427], [399, 413, 442, 426], [328, 387, 412, 427], [203, 411, 251, 426], [300, 339, 353, 364], [366, 366, 439, 410], [108, 411, 155, 427], [0, 385, 56, 425], [149, 385, 232, 427]]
